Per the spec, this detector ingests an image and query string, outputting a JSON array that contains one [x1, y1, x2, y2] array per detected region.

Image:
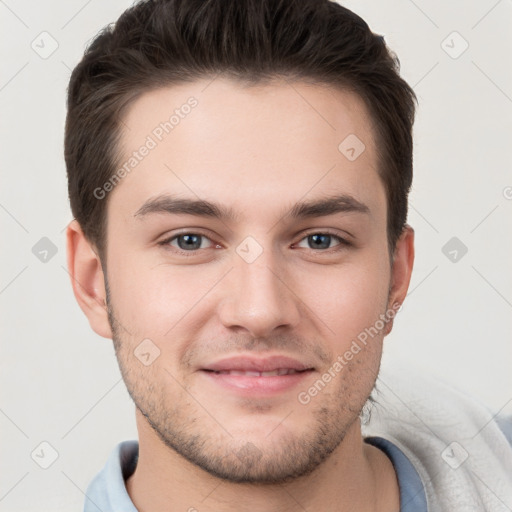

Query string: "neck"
[[126, 411, 400, 512]]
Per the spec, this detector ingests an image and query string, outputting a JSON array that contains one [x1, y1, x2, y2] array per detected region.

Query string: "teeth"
[[214, 369, 301, 376]]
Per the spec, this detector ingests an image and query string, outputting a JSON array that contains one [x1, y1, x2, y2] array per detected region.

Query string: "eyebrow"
[[134, 193, 370, 222]]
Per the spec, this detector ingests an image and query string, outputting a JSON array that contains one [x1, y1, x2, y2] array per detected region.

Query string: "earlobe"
[[66, 220, 113, 339], [384, 224, 415, 336]]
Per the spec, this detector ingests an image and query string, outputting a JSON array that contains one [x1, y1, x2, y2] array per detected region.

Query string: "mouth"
[[203, 368, 311, 376], [203, 368, 313, 377], [201, 354, 314, 373], [199, 368, 314, 395], [199, 355, 315, 395]]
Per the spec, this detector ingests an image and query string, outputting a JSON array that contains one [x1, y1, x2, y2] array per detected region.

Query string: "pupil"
[[310, 234, 330, 249], [178, 234, 201, 250]]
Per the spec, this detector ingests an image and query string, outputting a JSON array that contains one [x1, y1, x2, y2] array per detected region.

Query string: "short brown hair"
[[65, 0, 416, 263]]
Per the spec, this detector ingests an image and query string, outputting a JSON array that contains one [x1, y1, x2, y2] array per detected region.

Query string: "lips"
[[201, 355, 314, 374], [209, 368, 303, 377], [198, 355, 315, 395]]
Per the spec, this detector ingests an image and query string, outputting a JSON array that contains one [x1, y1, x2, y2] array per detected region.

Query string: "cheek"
[[107, 255, 222, 338], [294, 254, 390, 346]]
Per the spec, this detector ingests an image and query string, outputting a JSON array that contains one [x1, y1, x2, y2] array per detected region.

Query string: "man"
[[64, 0, 512, 510]]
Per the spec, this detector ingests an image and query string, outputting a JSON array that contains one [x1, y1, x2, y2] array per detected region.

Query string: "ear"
[[384, 224, 415, 336], [66, 220, 113, 339]]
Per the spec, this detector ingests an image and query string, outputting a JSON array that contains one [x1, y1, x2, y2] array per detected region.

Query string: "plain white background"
[[1, 0, 511, 510]]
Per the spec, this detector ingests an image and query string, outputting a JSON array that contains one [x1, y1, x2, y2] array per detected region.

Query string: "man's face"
[[103, 78, 395, 483]]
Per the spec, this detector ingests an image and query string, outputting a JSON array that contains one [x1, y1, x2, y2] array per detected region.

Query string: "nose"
[[217, 246, 301, 339]]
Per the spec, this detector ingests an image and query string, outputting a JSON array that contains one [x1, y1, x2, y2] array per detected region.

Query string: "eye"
[[295, 232, 350, 251], [160, 233, 215, 253]]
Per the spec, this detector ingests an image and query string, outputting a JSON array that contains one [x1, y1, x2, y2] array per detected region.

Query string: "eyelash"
[[157, 230, 352, 257]]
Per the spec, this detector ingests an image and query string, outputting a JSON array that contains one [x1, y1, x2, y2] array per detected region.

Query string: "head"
[[66, 0, 415, 484]]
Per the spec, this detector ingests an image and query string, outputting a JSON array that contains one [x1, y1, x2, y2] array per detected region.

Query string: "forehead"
[[108, 77, 385, 225]]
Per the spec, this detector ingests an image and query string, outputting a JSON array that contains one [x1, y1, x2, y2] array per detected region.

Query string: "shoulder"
[[362, 364, 512, 510], [83, 440, 139, 512]]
